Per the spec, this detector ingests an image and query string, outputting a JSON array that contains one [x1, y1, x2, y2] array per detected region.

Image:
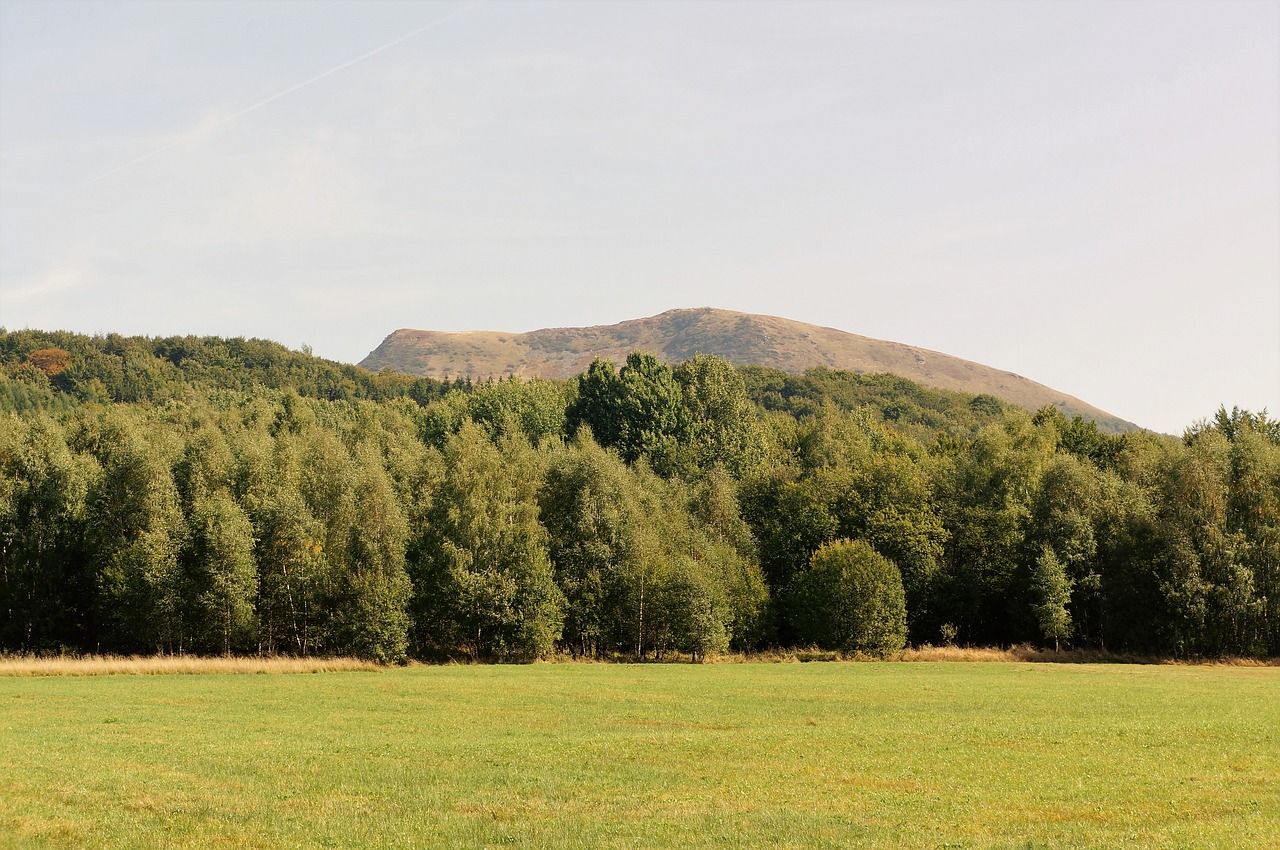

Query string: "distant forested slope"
[[3, 329, 1276, 662], [0, 329, 447, 413]]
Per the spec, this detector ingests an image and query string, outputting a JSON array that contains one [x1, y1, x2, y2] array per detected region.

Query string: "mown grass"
[[2, 662, 1276, 849]]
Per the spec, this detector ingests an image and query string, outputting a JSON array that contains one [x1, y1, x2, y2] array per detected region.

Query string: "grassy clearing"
[[1, 662, 1276, 849], [0, 655, 379, 676]]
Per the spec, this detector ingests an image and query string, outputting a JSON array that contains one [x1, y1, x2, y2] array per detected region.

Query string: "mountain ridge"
[[360, 307, 1135, 432]]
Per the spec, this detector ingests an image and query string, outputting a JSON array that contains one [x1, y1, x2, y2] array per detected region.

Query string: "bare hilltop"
[[360, 307, 1133, 431]]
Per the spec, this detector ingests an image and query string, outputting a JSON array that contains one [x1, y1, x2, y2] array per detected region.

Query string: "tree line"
[[2, 331, 1277, 661]]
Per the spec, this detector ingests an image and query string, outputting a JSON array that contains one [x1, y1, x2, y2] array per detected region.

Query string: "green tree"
[[467, 377, 567, 447], [295, 424, 361, 655], [251, 465, 327, 654], [411, 423, 564, 661], [739, 473, 838, 595], [333, 445, 412, 663], [188, 490, 258, 654], [829, 448, 946, 643], [649, 559, 730, 661], [565, 359, 624, 449], [637, 472, 762, 660], [789, 539, 907, 655], [1219, 413, 1280, 655], [566, 353, 689, 472], [81, 408, 189, 652], [0, 414, 98, 651], [1020, 454, 1103, 645], [1030, 545, 1072, 651], [538, 434, 653, 657], [933, 415, 1054, 646], [684, 469, 771, 650], [674, 353, 765, 477]]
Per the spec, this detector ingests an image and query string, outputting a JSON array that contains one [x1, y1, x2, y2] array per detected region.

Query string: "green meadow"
[[2, 662, 1277, 849]]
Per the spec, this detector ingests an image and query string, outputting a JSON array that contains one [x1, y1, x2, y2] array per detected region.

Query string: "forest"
[[2, 328, 1278, 662]]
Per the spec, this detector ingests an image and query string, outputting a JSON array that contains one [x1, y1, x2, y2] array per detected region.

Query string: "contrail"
[[79, 0, 481, 188]]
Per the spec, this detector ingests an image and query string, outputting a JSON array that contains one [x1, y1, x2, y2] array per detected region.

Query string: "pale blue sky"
[[1, 0, 1276, 433]]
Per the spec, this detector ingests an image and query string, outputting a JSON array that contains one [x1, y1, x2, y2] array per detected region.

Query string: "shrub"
[[789, 539, 907, 655]]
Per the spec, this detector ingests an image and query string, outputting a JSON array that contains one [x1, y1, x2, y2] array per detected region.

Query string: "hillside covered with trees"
[[2, 329, 1277, 661]]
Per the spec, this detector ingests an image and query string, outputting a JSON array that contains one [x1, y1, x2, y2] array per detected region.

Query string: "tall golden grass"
[[0, 654, 380, 677], [708, 645, 1279, 666], [888, 644, 1279, 666], [4, 648, 1273, 675]]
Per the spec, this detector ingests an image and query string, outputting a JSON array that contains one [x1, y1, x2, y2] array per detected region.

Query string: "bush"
[[789, 539, 907, 655]]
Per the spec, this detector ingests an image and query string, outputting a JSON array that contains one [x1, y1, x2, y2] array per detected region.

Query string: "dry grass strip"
[[5, 648, 1274, 674], [0, 655, 380, 676], [706, 645, 1279, 666], [888, 644, 1279, 666]]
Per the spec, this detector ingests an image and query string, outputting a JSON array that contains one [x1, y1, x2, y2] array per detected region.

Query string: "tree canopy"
[[3, 327, 1277, 661]]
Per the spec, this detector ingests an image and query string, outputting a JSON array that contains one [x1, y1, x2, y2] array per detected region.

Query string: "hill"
[[360, 307, 1135, 431], [0, 329, 446, 412]]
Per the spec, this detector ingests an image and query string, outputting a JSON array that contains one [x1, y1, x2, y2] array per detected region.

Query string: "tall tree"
[[565, 359, 624, 449], [467, 377, 567, 447], [333, 444, 412, 663], [188, 490, 258, 655], [933, 415, 1054, 646], [674, 354, 765, 477], [567, 353, 689, 472], [411, 423, 564, 661], [0, 414, 97, 650], [81, 408, 189, 652], [1030, 545, 1072, 651], [538, 434, 654, 657]]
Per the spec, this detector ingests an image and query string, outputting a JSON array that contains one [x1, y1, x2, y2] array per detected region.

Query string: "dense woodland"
[[2, 329, 1278, 661]]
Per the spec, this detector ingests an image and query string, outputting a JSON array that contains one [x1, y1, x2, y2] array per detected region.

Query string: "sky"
[[1, 0, 1276, 434]]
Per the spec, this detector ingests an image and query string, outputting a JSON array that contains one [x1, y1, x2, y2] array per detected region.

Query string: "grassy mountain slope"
[[361, 308, 1135, 431]]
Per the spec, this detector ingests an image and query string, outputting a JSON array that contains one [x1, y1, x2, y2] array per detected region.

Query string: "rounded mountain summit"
[[360, 307, 1135, 432]]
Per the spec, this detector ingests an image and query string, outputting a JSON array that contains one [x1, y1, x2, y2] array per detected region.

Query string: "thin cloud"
[[0, 265, 85, 306], [78, 0, 482, 190]]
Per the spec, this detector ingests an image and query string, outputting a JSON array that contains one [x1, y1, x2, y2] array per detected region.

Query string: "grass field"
[[2, 662, 1276, 849]]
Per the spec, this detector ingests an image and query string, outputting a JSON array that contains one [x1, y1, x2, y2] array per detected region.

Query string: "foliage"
[[788, 539, 908, 655], [674, 353, 766, 476], [1030, 545, 1073, 651], [740, 365, 1014, 442], [538, 433, 656, 657], [0, 326, 1276, 661], [567, 353, 689, 472], [0, 329, 446, 411], [410, 423, 564, 661]]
